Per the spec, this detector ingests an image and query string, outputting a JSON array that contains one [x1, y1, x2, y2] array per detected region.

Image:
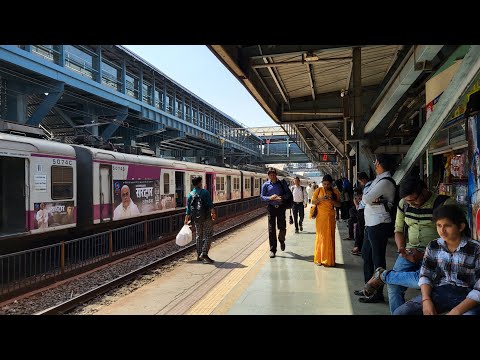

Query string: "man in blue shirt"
[[261, 167, 291, 258], [185, 176, 216, 264]]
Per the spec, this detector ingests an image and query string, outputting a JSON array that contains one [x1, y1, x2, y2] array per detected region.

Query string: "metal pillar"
[[121, 58, 127, 94], [59, 45, 65, 67], [96, 46, 102, 84], [27, 82, 64, 126]]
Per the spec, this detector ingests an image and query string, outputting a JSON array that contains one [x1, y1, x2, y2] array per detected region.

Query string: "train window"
[[51, 166, 73, 199], [163, 173, 170, 194], [245, 178, 250, 190], [233, 177, 240, 190], [216, 177, 225, 191]]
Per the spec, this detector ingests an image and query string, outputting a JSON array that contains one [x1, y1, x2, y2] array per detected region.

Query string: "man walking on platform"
[[306, 183, 314, 203], [290, 176, 308, 233], [185, 176, 216, 264], [261, 168, 292, 258]]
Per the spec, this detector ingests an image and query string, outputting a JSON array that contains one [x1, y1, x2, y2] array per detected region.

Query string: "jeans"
[[354, 209, 365, 250], [267, 204, 286, 253], [362, 223, 390, 295], [292, 202, 305, 230], [347, 207, 358, 238], [383, 255, 421, 314], [393, 284, 480, 315]]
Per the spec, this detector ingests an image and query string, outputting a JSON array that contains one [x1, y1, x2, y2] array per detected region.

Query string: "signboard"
[[33, 201, 75, 230], [34, 174, 47, 192], [318, 154, 337, 162], [112, 179, 161, 221]]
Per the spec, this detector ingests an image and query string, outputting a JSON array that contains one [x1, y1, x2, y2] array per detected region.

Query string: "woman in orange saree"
[[311, 174, 341, 267]]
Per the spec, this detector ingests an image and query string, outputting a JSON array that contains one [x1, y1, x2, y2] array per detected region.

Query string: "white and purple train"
[[0, 132, 308, 241]]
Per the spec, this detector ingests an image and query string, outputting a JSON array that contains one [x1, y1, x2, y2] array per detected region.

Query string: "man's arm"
[[394, 199, 407, 251], [260, 182, 270, 202], [362, 179, 395, 205]]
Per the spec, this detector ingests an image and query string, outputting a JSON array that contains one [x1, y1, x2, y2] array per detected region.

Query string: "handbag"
[[310, 205, 318, 219], [289, 209, 294, 224]]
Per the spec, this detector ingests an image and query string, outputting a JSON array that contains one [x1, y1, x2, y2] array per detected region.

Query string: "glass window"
[[52, 166, 73, 200], [166, 88, 174, 114], [102, 60, 122, 91], [143, 81, 152, 105], [64, 45, 96, 79], [163, 173, 170, 194], [125, 73, 139, 99]]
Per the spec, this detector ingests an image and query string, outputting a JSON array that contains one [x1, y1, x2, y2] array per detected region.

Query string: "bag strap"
[[433, 194, 450, 210]]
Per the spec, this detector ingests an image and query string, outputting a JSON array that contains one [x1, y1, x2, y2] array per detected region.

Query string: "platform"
[[94, 211, 418, 315]]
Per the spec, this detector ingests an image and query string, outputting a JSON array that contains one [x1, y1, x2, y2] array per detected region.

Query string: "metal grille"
[[0, 197, 264, 299]]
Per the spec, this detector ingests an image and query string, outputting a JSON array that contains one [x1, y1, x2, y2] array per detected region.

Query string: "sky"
[[123, 45, 276, 128]]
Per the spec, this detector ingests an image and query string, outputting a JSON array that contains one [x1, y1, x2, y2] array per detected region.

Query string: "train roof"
[[0, 133, 76, 157]]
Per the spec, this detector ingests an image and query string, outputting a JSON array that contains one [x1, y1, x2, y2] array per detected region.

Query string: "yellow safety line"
[[185, 241, 268, 315]]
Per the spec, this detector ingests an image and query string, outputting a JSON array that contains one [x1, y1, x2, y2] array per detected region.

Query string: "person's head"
[[67, 206, 73, 215], [374, 154, 392, 175], [433, 204, 470, 241], [308, 182, 311, 187], [294, 176, 300, 186], [121, 185, 131, 208], [322, 174, 333, 190], [400, 176, 429, 208], [40, 202, 45, 210], [267, 167, 278, 182], [192, 176, 203, 188], [357, 172, 370, 186]]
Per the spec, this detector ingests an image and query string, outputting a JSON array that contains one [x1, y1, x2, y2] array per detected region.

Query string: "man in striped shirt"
[[358, 176, 457, 313]]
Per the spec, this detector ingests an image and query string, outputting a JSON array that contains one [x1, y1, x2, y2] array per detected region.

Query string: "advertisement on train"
[[33, 201, 75, 230], [112, 179, 161, 220]]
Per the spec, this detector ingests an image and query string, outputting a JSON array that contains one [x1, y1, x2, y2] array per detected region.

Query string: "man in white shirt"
[[290, 176, 308, 233], [36, 202, 49, 229], [113, 185, 141, 220], [306, 183, 314, 203], [355, 154, 396, 303]]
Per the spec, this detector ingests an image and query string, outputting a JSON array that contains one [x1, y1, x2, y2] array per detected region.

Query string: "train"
[[0, 131, 309, 246]]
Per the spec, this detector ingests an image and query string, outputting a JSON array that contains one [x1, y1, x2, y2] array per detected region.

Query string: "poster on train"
[[33, 201, 75, 230], [467, 112, 480, 239], [112, 179, 161, 220]]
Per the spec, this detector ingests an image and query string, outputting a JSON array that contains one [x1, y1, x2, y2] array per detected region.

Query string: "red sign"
[[322, 154, 328, 161]]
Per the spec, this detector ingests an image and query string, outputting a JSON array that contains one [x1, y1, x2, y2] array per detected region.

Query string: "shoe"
[[300, 225, 303, 231], [354, 289, 366, 296], [359, 294, 385, 303], [295, 229, 299, 233], [199, 253, 214, 264], [269, 251, 276, 258], [343, 237, 353, 241], [197, 256, 202, 261], [280, 241, 286, 251]]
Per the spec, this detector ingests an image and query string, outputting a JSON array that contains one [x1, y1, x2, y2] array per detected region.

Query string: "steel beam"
[[364, 45, 444, 134], [53, 106, 77, 128], [101, 108, 128, 141], [27, 82, 64, 126], [311, 122, 345, 157], [393, 45, 480, 183], [251, 57, 353, 68]]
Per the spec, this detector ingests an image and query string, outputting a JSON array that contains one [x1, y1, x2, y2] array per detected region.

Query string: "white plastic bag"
[[176, 224, 192, 246]]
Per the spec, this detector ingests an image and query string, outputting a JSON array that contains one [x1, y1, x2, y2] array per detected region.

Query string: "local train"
[[0, 132, 309, 242]]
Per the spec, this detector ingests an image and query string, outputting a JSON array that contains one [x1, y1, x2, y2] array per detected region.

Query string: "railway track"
[[35, 210, 265, 315]]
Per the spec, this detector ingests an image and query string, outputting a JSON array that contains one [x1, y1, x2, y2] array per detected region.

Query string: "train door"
[[206, 174, 213, 201], [251, 177, 254, 196], [99, 165, 112, 222], [175, 171, 185, 207], [0, 156, 26, 235], [226, 175, 232, 200]]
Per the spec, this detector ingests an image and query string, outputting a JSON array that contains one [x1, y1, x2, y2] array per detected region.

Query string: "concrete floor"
[[225, 214, 419, 315], [94, 211, 419, 315]]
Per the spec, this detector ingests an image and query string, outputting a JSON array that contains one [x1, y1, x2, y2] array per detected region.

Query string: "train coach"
[[0, 131, 275, 244]]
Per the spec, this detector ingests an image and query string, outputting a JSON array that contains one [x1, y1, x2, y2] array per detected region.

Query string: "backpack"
[[280, 179, 294, 209], [378, 177, 399, 236], [190, 189, 207, 222]]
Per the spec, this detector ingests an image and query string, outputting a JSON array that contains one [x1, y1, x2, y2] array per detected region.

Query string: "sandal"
[[351, 247, 361, 256], [361, 267, 386, 297]]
